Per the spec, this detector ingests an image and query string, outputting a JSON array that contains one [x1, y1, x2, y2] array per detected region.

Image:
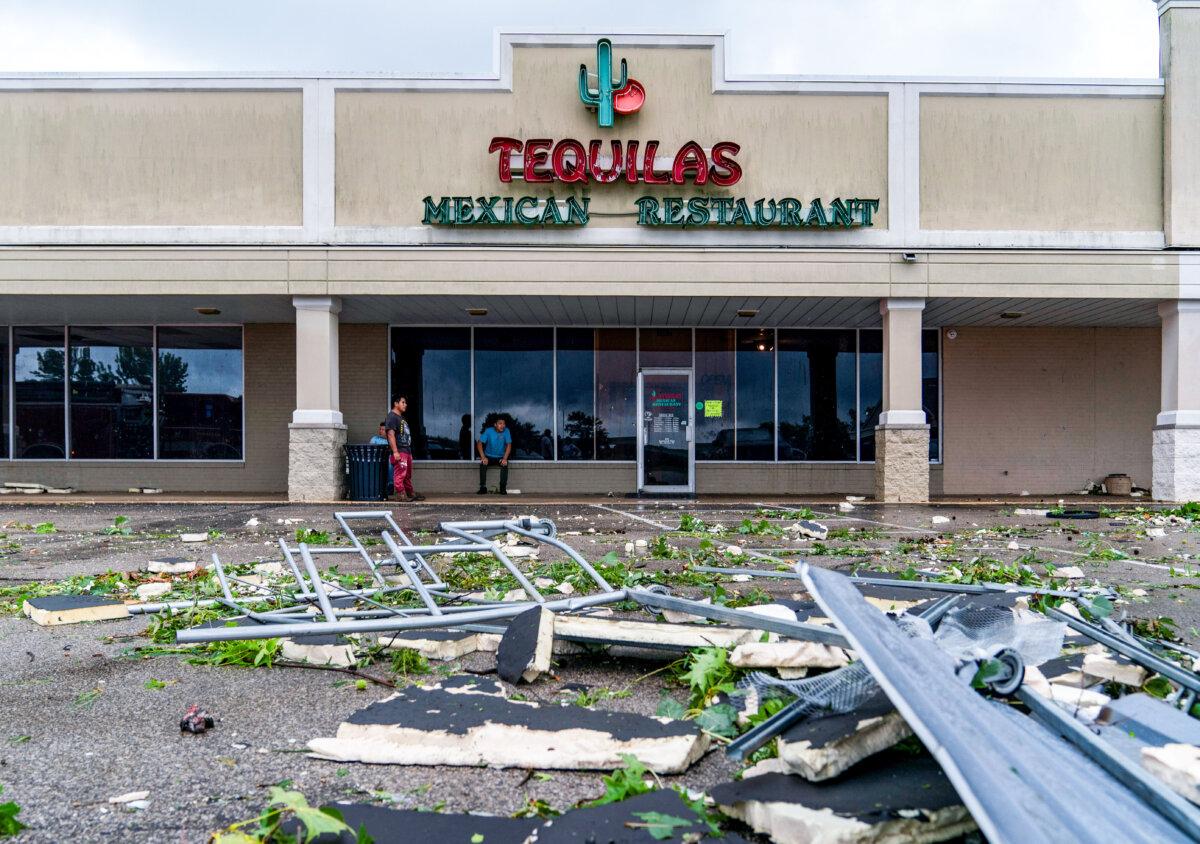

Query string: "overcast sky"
[[0, 0, 1162, 78]]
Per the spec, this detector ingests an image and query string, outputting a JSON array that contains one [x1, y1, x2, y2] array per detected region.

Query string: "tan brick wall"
[[0, 323, 295, 493], [942, 327, 1159, 495], [340, 324, 389, 444]]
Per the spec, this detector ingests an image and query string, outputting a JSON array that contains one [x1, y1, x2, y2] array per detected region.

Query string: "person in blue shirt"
[[477, 416, 513, 494], [369, 421, 388, 446]]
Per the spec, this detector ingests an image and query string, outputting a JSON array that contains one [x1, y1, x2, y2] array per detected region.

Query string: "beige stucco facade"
[[0, 91, 303, 227], [0, 19, 1197, 501], [919, 95, 1163, 233]]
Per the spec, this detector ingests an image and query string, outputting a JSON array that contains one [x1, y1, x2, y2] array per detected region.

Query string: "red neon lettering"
[[624, 140, 641, 184], [709, 141, 742, 186], [589, 140, 622, 183], [672, 141, 708, 185], [642, 140, 669, 185], [552, 139, 588, 184], [523, 138, 553, 183], [487, 137, 522, 183]]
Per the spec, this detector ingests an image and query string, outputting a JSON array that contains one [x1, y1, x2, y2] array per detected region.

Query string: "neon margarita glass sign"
[[421, 38, 880, 228]]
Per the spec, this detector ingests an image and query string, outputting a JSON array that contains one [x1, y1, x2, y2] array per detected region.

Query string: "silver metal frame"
[[636, 367, 695, 495]]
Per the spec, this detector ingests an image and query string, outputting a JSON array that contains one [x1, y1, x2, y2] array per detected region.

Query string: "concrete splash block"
[[307, 676, 709, 773]]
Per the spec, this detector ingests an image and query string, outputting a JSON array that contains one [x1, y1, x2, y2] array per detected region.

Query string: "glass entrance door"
[[637, 369, 694, 494]]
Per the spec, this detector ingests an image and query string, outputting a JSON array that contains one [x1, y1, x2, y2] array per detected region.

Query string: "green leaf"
[[655, 695, 687, 720], [470, 835, 484, 843], [1143, 675, 1174, 699], [682, 647, 727, 697], [33, 522, 55, 534], [695, 703, 738, 738], [631, 811, 692, 840], [0, 784, 26, 837], [1087, 596, 1114, 619], [585, 755, 653, 807]]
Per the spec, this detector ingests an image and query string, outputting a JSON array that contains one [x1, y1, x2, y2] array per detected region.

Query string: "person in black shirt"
[[385, 395, 425, 502]]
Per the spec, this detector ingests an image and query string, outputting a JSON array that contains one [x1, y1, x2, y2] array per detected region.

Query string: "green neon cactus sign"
[[578, 38, 644, 127]]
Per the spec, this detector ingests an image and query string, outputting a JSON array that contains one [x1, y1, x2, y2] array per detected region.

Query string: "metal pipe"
[[1017, 685, 1200, 840], [442, 523, 545, 603], [504, 521, 614, 593], [127, 597, 223, 614], [628, 589, 849, 648], [382, 530, 441, 615], [298, 544, 339, 624], [1045, 606, 1200, 696], [174, 590, 629, 644], [689, 566, 1098, 600]]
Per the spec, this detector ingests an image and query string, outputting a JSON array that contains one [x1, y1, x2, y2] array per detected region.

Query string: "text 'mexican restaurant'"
[[1, 6, 1199, 502]]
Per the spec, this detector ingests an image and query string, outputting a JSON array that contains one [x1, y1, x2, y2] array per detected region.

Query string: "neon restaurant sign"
[[422, 38, 880, 230]]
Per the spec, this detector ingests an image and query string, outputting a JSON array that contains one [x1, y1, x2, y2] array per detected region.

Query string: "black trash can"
[[345, 444, 389, 501]]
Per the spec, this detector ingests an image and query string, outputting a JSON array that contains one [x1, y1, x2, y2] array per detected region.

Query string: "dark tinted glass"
[[474, 328, 553, 460], [0, 330, 7, 459], [778, 329, 856, 461], [69, 326, 153, 459], [639, 328, 691, 368], [14, 327, 65, 459], [390, 327, 470, 460], [736, 329, 775, 460], [923, 329, 940, 461], [596, 328, 636, 460], [557, 328, 595, 460], [859, 330, 882, 461], [157, 327, 243, 460], [695, 329, 735, 460]]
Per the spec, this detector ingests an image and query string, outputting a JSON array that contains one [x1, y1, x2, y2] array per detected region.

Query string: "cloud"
[[0, 0, 1161, 78]]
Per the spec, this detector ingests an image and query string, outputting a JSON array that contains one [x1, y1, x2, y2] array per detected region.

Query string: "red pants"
[[390, 452, 414, 498]]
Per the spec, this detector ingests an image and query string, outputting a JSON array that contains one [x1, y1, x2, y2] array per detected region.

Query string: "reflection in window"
[[475, 328, 554, 460], [639, 328, 691, 368], [157, 327, 243, 460], [923, 329, 940, 461], [0, 330, 7, 459], [695, 329, 734, 460], [14, 327, 66, 459], [557, 329, 595, 460], [70, 327, 153, 459], [390, 327, 470, 460], [779, 330, 857, 461], [596, 329, 636, 460], [858, 330, 882, 462], [736, 329, 775, 460]]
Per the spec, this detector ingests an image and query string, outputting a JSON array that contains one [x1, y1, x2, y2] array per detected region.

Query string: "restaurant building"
[[0, 5, 1198, 502]]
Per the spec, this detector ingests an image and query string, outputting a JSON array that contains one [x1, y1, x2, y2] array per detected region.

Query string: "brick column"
[[1153, 300, 1200, 502], [874, 298, 930, 503], [288, 296, 346, 501]]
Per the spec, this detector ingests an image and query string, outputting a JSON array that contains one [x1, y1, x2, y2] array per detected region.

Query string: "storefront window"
[[475, 328, 553, 460], [736, 328, 775, 460], [923, 329, 940, 461], [69, 327, 154, 459], [157, 326, 243, 460], [390, 327, 470, 460], [778, 329, 857, 461], [596, 328, 636, 460], [556, 328, 595, 460], [858, 330, 882, 462], [0, 330, 7, 459], [14, 327, 66, 459], [639, 328, 691, 368], [695, 329, 735, 460]]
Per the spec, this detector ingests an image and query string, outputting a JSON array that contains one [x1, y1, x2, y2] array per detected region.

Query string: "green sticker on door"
[[703, 400, 723, 418]]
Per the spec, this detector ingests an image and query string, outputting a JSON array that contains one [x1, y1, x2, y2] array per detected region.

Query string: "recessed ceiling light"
[[737, 309, 758, 318], [466, 308, 488, 317], [194, 307, 221, 316], [999, 311, 1024, 320]]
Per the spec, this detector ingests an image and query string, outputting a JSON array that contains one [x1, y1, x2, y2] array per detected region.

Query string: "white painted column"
[[1153, 299, 1200, 501], [288, 296, 347, 501], [875, 298, 930, 503], [1161, 1, 1200, 247]]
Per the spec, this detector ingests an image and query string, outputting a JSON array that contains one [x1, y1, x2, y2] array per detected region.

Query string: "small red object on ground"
[[180, 704, 215, 734]]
